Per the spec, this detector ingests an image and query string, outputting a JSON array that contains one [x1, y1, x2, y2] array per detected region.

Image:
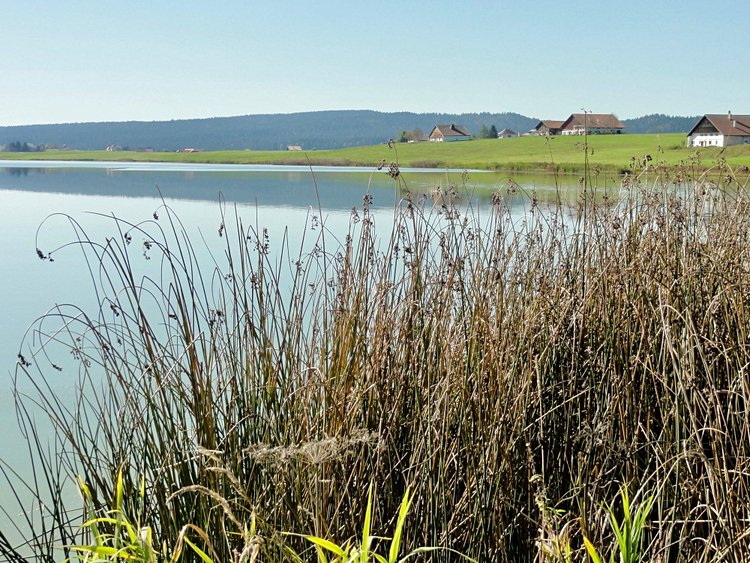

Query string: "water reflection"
[[0, 160, 604, 209], [5, 166, 26, 176]]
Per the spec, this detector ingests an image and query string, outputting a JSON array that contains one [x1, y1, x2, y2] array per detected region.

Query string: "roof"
[[431, 124, 472, 137], [560, 113, 624, 130], [535, 120, 564, 130], [497, 128, 516, 135], [687, 114, 750, 137]]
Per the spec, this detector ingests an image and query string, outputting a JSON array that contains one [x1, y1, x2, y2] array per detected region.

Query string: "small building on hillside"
[[560, 113, 624, 135], [533, 120, 564, 136], [687, 113, 750, 147], [429, 124, 472, 142], [287, 145, 303, 151], [496, 128, 516, 139]]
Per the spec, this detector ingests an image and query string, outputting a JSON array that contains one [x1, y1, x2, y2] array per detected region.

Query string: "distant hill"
[[622, 114, 700, 134], [0, 111, 537, 152], [0, 111, 699, 151]]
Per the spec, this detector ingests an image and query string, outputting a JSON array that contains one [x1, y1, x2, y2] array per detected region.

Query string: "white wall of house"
[[688, 133, 750, 147], [688, 132, 725, 147]]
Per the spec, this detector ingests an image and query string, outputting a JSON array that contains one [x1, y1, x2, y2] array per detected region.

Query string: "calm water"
[[0, 160, 583, 548]]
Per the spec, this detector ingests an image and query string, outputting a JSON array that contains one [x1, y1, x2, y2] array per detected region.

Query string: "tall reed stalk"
[[3, 158, 750, 562]]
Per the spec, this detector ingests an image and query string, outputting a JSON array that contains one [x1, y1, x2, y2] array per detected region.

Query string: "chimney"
[[728, 110, 733, 120], [734, 120, 737, 128]]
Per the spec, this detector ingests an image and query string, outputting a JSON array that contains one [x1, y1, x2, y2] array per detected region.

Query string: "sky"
[[2, 1, 748, 126]]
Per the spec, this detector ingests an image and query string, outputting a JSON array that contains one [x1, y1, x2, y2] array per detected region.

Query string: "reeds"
[[4, 160, 750, 562]]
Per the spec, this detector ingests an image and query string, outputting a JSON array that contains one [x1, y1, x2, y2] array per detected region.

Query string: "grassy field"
[[3, 133, 750, 173]]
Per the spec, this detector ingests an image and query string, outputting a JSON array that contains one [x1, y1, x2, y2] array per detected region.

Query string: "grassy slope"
[[2, 133, 750, 172]]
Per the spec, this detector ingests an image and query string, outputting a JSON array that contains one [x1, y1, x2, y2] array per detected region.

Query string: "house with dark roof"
[[560, 113, 624, 135], [533, 120, 564, 136], [496, 128, 516, 139], [687, 112, 750, 147], [429, 124, 472, 142]]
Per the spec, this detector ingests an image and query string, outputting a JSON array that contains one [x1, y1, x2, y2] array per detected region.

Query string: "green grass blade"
[[184, 537, 215, 563], [303, 535, 346, 558], [388, 487, 412, 563], [582, 536, 604, 563], [361, 483, 373, 563], [114, 470, 124, 551], [607, 501, 627, 561]]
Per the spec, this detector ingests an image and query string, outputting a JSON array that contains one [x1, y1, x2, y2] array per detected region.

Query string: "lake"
[[0, 159, 587, 551]]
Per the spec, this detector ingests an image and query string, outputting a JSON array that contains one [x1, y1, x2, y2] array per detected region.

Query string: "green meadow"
[[3, 133, 750, 173]]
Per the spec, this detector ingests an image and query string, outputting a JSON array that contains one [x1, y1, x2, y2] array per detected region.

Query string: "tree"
[[479, 124, 489, 139], [397, 130, 408, 143], [489, 125, 498, 138]]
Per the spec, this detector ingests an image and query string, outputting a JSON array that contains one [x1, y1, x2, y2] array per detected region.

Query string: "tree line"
[[2, 141, 44, 152]]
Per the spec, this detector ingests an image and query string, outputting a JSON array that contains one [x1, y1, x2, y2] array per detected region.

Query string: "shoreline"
[[1, 133, 749, 176]]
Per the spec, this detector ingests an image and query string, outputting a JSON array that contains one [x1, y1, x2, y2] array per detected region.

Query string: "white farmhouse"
[[429, 124, 472, 142], [687, 113, 750, 147]]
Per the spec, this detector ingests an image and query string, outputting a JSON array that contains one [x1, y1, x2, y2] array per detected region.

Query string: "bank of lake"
[[3, 133, 750, 174]]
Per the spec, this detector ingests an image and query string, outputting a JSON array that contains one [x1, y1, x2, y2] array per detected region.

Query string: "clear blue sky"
[[2, 1, 748, 126]]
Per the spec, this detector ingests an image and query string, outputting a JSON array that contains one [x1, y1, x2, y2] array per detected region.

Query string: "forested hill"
[[0, 111, 537, 151], [0, 111, 698, 152], [621, 114, 700, 134]]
